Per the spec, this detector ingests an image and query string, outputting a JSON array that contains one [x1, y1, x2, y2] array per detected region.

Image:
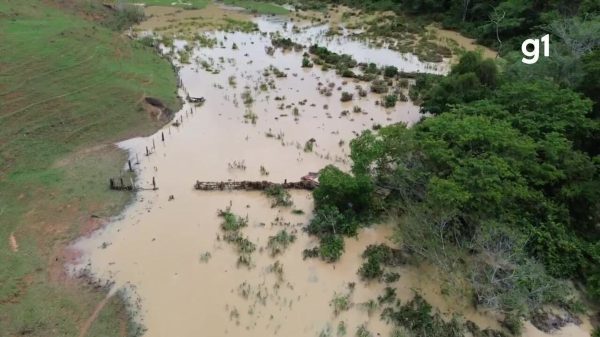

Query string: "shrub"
[[383, 94, 397, 108], [313, 165, 373, 216], [356, 325, 372, 337], [502, 313, 523, 335], [358, 256, 384, 280], [302, 57, 313, 68], [219, 209, 248, 231], [341, 91, 354, 102], [104, 3, 145, 31], [319, 234, 345, 262], [330, 292, 352, 315], [341, 69, 356, 78], [264, 185, 293, 207], [302, 247, 320, 259], [267, 229, 296, 256], [384, 66, 398, 78], [371, 79, 388, 93]]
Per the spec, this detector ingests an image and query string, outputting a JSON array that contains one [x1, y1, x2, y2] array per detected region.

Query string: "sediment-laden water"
[[69, 8, 591, 337]]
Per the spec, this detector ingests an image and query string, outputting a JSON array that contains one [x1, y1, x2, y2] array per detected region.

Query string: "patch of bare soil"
[[9, 232, 18, 252]]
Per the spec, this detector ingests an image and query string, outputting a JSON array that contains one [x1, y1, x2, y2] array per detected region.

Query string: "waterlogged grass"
[[0, 1, 180, 335], [223, 0, 289, 15]]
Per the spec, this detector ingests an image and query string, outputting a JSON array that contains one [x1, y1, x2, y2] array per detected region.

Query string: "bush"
[[384, 66, 398, 78], [358, 255, 384, 280], [302, 247, 320, 259], [219, 209, 248, 231], [319, 234, 345, 262], [302, 57, 313, 68], [341, 91, 354, 102], [313, 165, 373, 216], [358, 244, 405, 280], [502, 313, 523, 335], [371, 79, 388, 93], [267, 229, 296, 256], [264, 185, 293, 207], [383, 94, 397, 108], [341, 69, 355, 77], [104, 3, 145, 31]]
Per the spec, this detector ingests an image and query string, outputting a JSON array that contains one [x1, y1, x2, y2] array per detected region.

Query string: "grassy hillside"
[[0, 1, 180, 336]]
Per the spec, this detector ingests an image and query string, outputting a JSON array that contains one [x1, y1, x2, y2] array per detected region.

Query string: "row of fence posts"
[[109, 102, 195, 192]]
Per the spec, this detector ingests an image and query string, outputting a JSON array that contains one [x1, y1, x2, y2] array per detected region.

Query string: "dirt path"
[[78, 293, 113, 337]]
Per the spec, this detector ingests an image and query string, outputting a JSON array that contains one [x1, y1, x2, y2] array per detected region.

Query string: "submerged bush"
[[383, 94, 397, 108], [264, 185, 293, 207], [319, 234, 345, 263], [340, 91, 354, 102], [267, 229, 296, 256], [371, 79, 389, 94]]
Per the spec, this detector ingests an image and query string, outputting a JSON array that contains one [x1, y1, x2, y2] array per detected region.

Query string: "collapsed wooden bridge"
[[194, 180, 318, 191]]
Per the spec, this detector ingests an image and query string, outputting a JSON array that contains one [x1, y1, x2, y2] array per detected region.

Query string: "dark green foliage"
[[421, 52, 497, 114], [302, 57, 313, 68], [358, 254, 384, 280], [409, 73, 441, 103], [309, 44, 357, 71], [341, 91, 354, 102], [341, 69, 356, 78], [307, 205, 358, 237], [383, 272, 400, 283], [383, 66, 398, 78], [381, 294, 465, 337], [313, 165, 374, 216], [271, 37, 302, 51], [346, 50, 600, 316], [359, 244, 405, 280], [319, 234, 345, 263], [383, 94, 397, 108], [302, 247, 320, 259], [377, 287, 397, 305]]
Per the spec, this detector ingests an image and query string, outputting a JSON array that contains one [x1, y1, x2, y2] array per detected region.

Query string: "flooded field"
[[69, 6, 591, 337]]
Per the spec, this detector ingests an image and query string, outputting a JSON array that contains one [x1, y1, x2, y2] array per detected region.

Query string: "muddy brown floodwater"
[[69, 7, 592, 337]]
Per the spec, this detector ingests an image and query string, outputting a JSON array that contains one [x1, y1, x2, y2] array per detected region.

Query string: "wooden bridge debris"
[[194, 180, 318, 191]]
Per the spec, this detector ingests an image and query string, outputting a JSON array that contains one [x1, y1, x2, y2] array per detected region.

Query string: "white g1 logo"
[[521, 34, 550, 64]]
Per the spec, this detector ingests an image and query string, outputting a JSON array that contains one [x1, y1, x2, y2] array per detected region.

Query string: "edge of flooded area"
[[68, 5, 592, 337]]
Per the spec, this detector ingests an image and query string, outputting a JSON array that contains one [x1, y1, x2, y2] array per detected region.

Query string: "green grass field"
[[121, 0, 289, 14], [0, 1, 180, 336], [222, 0, 289, 14]]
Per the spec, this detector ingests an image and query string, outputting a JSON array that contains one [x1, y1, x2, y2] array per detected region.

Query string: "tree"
[[313, 165, 374, 216]]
